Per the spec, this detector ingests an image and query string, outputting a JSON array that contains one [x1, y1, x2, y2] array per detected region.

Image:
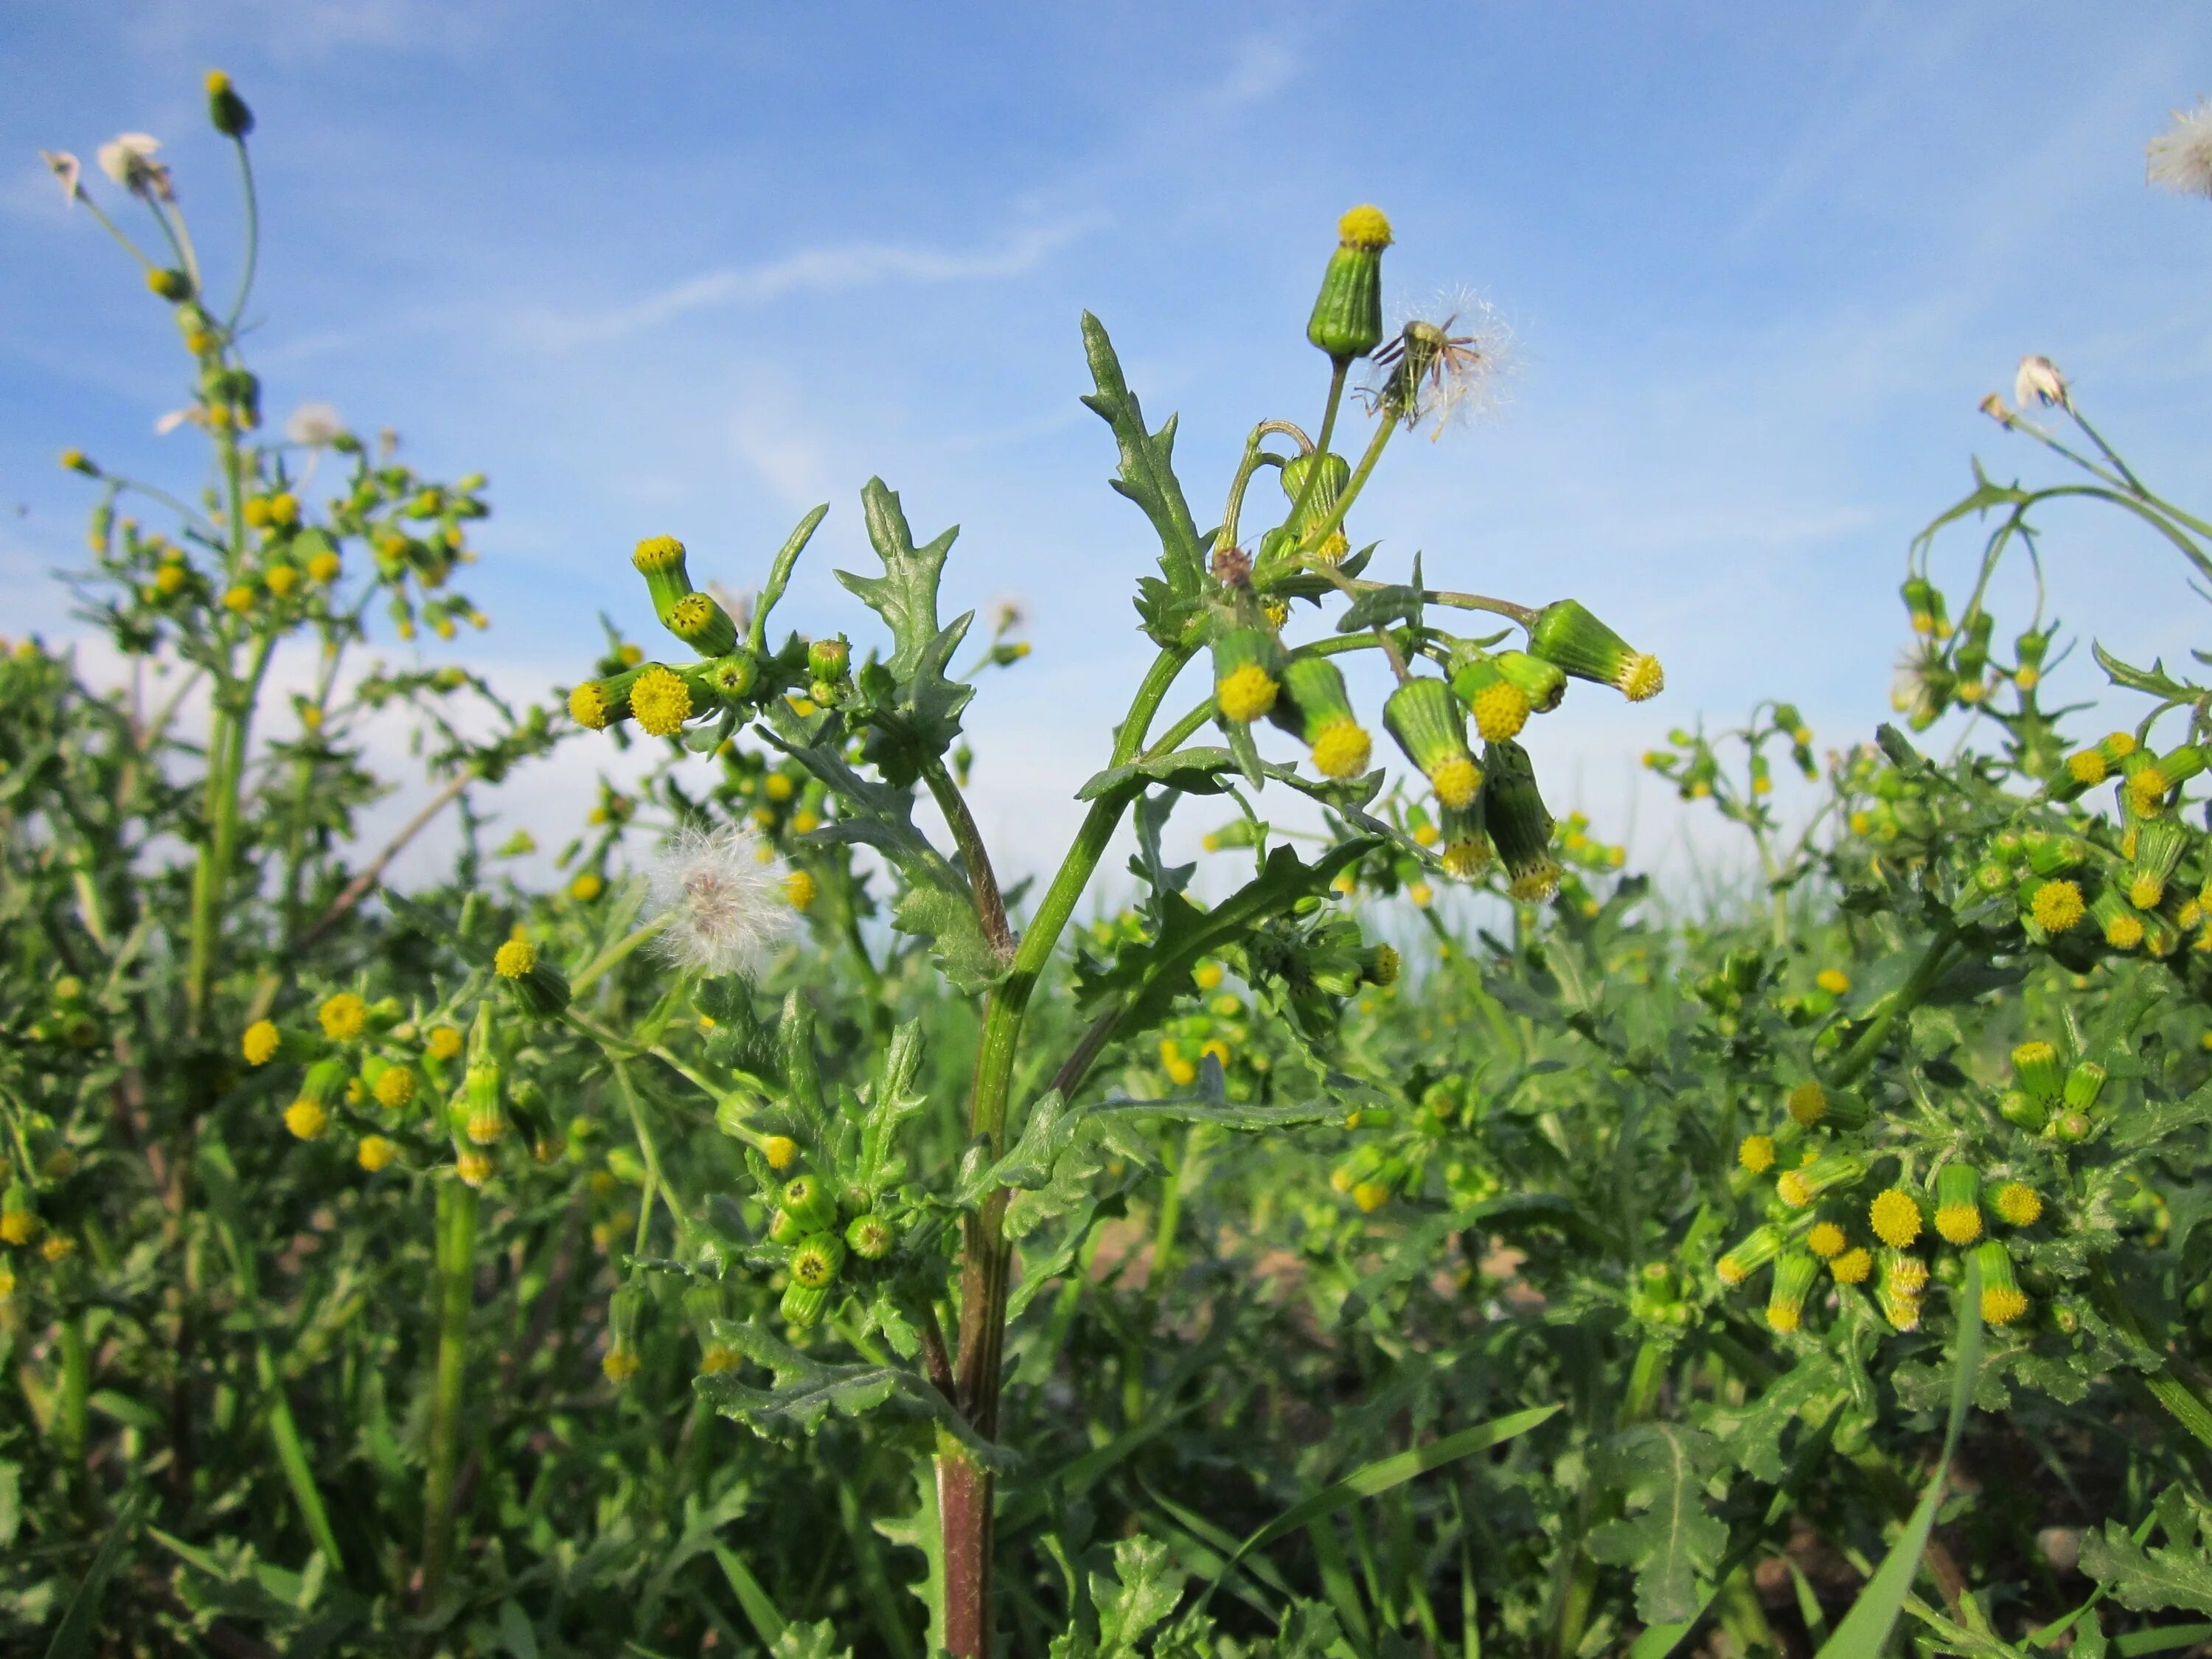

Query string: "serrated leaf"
[[2093, 640, 2192, 700], [2081, 1524, 2212, 1616], [1585, 1425, 1728, 1626], [1080, 313, 1205, 645], [700, 1319, 1015, 1470], [769, 1621, 853, 1659], [1076, 746, 1239, 802], [835, 477, 975, 785], [1093, 1537, 1186, 1657]]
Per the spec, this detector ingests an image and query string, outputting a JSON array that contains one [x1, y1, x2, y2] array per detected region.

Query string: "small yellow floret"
[[0, 1213, 33, 1247], [762, 1135, 799, 1172], [307, 550, 341, 583], [495, 939, 536, 978], [206, 70, 232, 94], [2066, 750, 2106, 785], [1935, 1202, 1983, 1247], [1737, 1134, 1776, 1175], [2105, 912, 2146, 951], [156, 562, 188, 594], [1337, 204, 1394, 248], [41, 1235, 73, 1263], [784, 869, 818, 911], [602, 1346, 642, 1384], [1766, 1302, 1803, 1333], [285, 1099, 329, 1140], [374, 1066, 417, 1110], [1776, 1171, 1814, 1208], [1165, 1057, 1197, 1087], [357, 1135, 396, 1172], [1408, 881, 1432, 907], [1309, 718, 1373, 779], [242, 1020, 281, 1065], [456, 1152, 493, 1189], [223, 585, 255, 615], [1815, 969, 1851, 995], [569, 872, 604, 902], [1994, 1182, 2043, 1227], [700, 1342, 737, 1374], [2030, 880, 2085, 933], [1806, 1222, 1847, 1259], [1831, 1248, 1874, 1285], [1982, 1286, 2030, 1326], [1620, 655, 1666, 702], [630, 666, 692, 737], [1352, 1180, 1389, 1212], [1412, 823, 1440, 848], [1471, 682, 1530, 742], [1194, 963, 1224, 992], [566, 682, 614, 732], [1787, 1082, 1828, 1128], [631, 534, 685, 572], [1716, 1254, 1748, 1287], [1217, 664, 1279, 724], [1442, 838, 1489, 880], [765, 773, 796, 802], [2129, 872, 2164, 910], [1427, 754, 1481, 810], [426, 1026, 463, 1062], [319, 992, 368, 1041], [2127, 769, 2170, 814], [1869, 1188, 1922, 1248], [1199, 1038, 1231, 1067]]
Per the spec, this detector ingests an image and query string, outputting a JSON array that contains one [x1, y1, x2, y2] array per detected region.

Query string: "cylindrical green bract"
[[632, 535, 695, 617], [1495, 650, 1568, 714], [1272, 653, 1356, 742], [1383, 679, 1475, 786], [1307, 247, 1385, 361], [666, 591, 738, 658], [1482, 739, 1556, 894]]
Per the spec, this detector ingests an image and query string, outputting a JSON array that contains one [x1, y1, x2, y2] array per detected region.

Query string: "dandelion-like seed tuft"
[[2148, 100, 2212, 198], [648, 823, 792, 976]]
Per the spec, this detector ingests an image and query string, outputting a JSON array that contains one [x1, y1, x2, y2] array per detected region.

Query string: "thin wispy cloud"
[[522, 213, 1109, 347]]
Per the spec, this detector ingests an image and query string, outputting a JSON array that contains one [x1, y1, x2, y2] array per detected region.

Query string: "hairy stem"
[[420, 1176, 479, 1611]]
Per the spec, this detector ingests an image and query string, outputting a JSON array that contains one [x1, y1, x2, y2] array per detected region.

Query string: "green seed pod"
[[2062, 1060, 2107, 1113], [806, 634, 851, 681], [789, 1233, 846, 1289], [631, 535, 694, 617], [1306, 206, 1392, 362], [1385, 678, 1481, 808], [846, 1214, 896, 1260], [1481, 740, 1557, 902], [1280, 451, 1352, 555], [665, 591, 738, 658], [1212, 624, 1285, 726], [1716, 1222, 1787, 1286], [1492, 650, 1568, 714], [147, 268, 193, 303], [779, 1280, 829, 1327], [1974, 1240, 2029, 1324], [1766, 1251, 1821, 1332], [1272, 655, 1371, 779], [567, 662, 653, 731], [779, 1174, 838, 1233], [1997, 1088, 2048, 1133], [1528, 600, 1663, 702]]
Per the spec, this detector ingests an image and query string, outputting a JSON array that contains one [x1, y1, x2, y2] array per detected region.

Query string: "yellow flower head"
[[1994, 1181, 2043, 1227], [307, 549, 341, 583], [1427, 754, 1481, 810], [41, 1235, 73, 1264], [2129, 870, 2166, 911], [264, 563, 300, 597], [1194, 962, 1225, 992], [1352, 1180, 1389, 1212], [1310, 719, 1373, 780], [1815, 969, 1851, 995], [373, 1065, 417, 1110], [1831, 1247, 1874, 1285], [1470, 681, 1531, 743], [1621, 655, 1666, 702], [1806, 1221, 1847, 1259], [569, 872, 604, 902], [1217, 664, 1279, 725], [1737, 1133, 1776, 1175], [495, 938, 537, 979], [602, 1345, 642, 1384], [2029, 880, 2085, 933], [1982, 1284, 2029, 1325], [2127, 768, 2170, 815], [426, 1025, 464, 1062], [1412, 822, 1441, 848], [1934, 1200, 1983, 1246], [568, 681, 614, 729], [357, 1135, 396, 1172], [1869, 1187, 1923, 1248], [1442, 837, 1490, 880], [765, 772, 796, 802], [630, 666, 692, 737], [242, 1020, 281, 1065], [223, 584, 255, 615], [1786, 1082, 1828, 1128], [762, 1135, 799, 1172], [319, 992, 368, 1042], [0, 1212, 33, 1247], [456, 1151, 493, 1189], [784, 869, 818, 912], [284, 1098, 329, 1140], [156, 562, 188, 595], [2104, 910, 2145, 951], [1407, 881, 1433, 908], [1338, 204, 1394, 248]]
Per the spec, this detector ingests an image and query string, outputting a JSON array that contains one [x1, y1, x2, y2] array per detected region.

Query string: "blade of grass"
[[44, 1487, 146, 1659], [1812, 1258, 1985, 1659], [712, 1545, 787, 1646]]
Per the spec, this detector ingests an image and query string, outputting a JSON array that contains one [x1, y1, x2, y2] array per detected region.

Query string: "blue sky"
[[4, 3, 2210, 895]]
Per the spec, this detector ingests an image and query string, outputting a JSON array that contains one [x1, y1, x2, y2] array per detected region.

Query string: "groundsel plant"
[[549, 201, 1662, 1655]]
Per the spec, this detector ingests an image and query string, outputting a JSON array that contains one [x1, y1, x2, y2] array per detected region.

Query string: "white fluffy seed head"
[[2147, 101, 2212, 200], [648, 823, 791, 975]]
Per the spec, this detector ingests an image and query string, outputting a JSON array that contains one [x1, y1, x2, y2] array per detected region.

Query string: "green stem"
[[612, 1054, 689, 1244], [257, 1338, 346, 1573], [1829, 931, 1957, 1089], [1295, 407, 1394, 558], [921, 756, 1015, 959], [1283, 362, 1349, 533], [226, 138, 260, 333], [568, 913, 673, 997], [420, 1176, 479, 1610]]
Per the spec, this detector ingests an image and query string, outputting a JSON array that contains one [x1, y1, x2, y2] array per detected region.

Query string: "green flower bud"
[[1528, 600, 1663, 702], [846, 1214, 895, 1260], [703, 650, 761, 703], [1901, 575, 1937, 634], [147, 268, 193, 303], [1481, 739, 1557, 902], [1307, 205, 1391, 362], [206, 71, 254, 137], [2062, 1060, 2106, 1113], [1450, 655, 1531, 743], [1213, 625, 1285, 726], [807, 634, 851, 681], [2125, 815, 2188, 910], [790, 1233, 846, 1289], [779, 1174, 838, 1233], [1280, 451, 1352, 558], [2011, 1040, 2062, 1103], [1716, 1222, 1786, 1286], [568, 662, 653, 731], [768, 1207, 808, 1246], [1777, 1151, 1865, 1209], [780, 1280, 829, 1327], [1974, 1240, 2028, 1325], [1493, 650, 1568, 714], [1766, 1251, 1821, 1332], [1997, 1088, 2048, 1133], [665, 591, 738, 658], [1932, 1164, 1983, 1246], [1384, 678, 1481, 808], [631, 535, 694, 617], [2026, 835, 2087, 876], [1271, 654, 1371, 779]]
